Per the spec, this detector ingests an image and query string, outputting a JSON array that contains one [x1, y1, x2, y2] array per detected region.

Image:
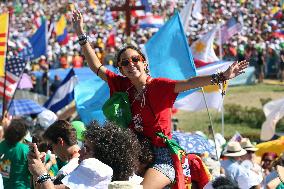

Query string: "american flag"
[[0, 57, 26, 100], [220, 17, 242, 44]]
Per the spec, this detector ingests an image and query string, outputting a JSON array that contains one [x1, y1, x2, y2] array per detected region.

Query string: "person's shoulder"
[[17, 142, 30, 150], [151, 77, 175, 85]]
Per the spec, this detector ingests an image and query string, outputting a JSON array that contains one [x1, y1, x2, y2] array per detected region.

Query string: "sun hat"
[[240, 138, 258, 152], [71, 121, 86, 141], [62, 158, 113, 189], [108, 181, 143, 189], [37, 109, 57, 129], [223, 141, 247, 157], [277, 165, 284, 183]]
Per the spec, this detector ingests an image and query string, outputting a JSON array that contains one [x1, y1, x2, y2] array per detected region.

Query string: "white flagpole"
[[201, 88, 219, 161], [218, 23, 225, 137]]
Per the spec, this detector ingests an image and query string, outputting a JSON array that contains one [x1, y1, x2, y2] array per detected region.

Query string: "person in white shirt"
[[221, 142, 261, 189], [240, 138, 263, 184]]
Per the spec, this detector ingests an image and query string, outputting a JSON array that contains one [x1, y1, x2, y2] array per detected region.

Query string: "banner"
[[0, 13, 9, 76]]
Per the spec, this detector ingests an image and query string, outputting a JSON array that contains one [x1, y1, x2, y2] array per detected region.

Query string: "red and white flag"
[[0, 57, 26, 100], [218, 17, 242, 44]]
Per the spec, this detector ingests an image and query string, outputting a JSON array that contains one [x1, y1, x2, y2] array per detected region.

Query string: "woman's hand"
[[28, 143, 47, 177], [72, 9, 84, 35], [223, 60, 249, 80]]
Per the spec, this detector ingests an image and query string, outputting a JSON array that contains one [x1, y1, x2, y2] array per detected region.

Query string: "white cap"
[[37, 109, 57, 128]]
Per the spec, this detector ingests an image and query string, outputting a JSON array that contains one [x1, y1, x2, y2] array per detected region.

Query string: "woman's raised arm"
[[72, 10, 107, 81]]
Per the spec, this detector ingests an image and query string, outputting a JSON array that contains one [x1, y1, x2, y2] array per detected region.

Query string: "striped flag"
[[138, 14, 164, 28], [55, 15, 69, 45], [0, 57, 26, 100], [0, 13, 9, 77], [219, 17, 242, 44], [44, 68, 78, 113]]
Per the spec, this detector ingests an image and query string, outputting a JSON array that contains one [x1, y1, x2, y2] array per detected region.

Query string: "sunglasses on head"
[[119, 55, 143, 67]]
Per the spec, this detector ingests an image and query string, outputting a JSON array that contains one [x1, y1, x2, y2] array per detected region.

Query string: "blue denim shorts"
[[151, 147, 175, 183]]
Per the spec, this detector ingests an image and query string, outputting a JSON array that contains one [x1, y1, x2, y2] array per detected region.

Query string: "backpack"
[[102, 92, 132, 128]]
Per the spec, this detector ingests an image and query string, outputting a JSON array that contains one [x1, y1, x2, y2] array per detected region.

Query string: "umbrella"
[[18, 73, 33, 89], [255, 136, 284, 157], [172, 131, 215, 156], [1, 99, 45, 116]]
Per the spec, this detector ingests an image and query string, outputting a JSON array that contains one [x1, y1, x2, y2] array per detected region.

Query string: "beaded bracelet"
[[211, 72, 227, 97], [36, 173, 51, 184], [78, 34, 89, 46], [211, 72, 227, 85]]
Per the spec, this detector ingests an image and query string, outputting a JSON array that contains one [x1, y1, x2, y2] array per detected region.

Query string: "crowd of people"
[[0, 0, 283, 96], [0, 115, 283, 188], [0, 0, 284, 189]]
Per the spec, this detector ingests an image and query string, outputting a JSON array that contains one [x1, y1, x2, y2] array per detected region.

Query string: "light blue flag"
[[74, 66, 117, 125], [75, 77, 109, 125], [145, 12, 197, 100]]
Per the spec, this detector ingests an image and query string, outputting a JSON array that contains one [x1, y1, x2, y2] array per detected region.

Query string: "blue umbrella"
[[1, 99, 45, 116], [172, 131, 215, 156]]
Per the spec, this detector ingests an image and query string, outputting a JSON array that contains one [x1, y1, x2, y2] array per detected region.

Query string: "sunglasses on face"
[[119, 55, 143, 67]]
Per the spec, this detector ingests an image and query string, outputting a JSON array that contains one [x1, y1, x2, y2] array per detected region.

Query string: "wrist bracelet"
[[97, 64, 103, 76], [78, 34, 89, 46], [211, 72, 227, 85], [36, 173, 51, 184], [78, 33, 87, 40]]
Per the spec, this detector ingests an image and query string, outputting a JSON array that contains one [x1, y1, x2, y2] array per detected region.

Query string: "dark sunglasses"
[[119, 55, 143, 67]]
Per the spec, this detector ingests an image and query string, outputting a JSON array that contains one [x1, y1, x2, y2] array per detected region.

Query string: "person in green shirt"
[[0, 118, 31, 189]]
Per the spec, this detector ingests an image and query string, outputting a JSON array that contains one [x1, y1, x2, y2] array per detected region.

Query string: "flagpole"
[[218, 23, 223, 60], [201, 88, 219, 161], [2, 12, 10, 118], [218, 23, 225, 137], [6, 64, 28, 114]]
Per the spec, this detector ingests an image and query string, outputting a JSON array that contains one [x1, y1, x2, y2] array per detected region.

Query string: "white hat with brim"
[[277, 165, 284, 183], [223, 142, 247, 157], [240, 138, 258, 152], [62, 158, 113, 189]]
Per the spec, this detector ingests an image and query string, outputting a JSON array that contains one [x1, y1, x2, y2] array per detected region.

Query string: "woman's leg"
[[141, 168, 171, 189]]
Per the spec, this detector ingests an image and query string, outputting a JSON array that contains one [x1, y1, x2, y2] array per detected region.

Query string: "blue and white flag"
[[44, 68, 78, 113], [18, 21, 47, 60]]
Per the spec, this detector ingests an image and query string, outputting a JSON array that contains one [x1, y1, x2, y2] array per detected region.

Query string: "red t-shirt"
[[106, 70, 178, 147]]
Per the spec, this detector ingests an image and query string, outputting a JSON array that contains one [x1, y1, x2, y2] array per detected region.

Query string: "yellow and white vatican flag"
[[190, 26, 219, 63], [0, 13, 9, 76], [174, 61, 233, 111]]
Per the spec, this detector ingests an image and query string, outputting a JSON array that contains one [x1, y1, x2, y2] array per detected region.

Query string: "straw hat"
[[223, 142, 247, 157], [108, 181, 143, 189], [277, 165, 284, 183], [240, 138, 258, 152]]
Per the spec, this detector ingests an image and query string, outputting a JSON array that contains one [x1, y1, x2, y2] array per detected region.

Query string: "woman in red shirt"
[[72, 10, 248, 189]]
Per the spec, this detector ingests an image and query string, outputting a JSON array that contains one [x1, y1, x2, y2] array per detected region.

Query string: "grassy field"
[[174, 82, 284, 140]]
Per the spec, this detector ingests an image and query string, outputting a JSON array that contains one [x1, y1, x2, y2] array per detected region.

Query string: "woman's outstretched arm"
[[72, 10, 107, 81], [174, 60, 249, 93]]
